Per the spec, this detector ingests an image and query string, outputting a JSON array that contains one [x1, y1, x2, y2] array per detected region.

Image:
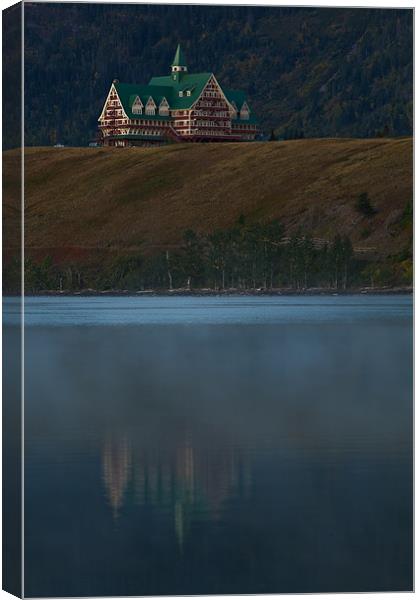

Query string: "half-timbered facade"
[[98, 45, 258, 147]]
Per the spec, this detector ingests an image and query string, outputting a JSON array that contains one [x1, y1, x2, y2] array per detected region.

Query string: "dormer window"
[[178, 91, 183, 97], [186, 90, 191, 97], [159, 97, 169, 116], [132, 96, 143, 115], [229, 101, 238, 118], [145, 96, 156, 116], [240, 101, 250, 120]]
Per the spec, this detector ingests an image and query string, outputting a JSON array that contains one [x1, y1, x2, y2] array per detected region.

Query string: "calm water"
[[7, 296, 413, 596]]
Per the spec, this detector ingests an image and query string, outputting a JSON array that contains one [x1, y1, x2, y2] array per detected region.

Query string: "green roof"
[[115, 74, 212, 112], [114, 83, 173, 118], [171, 44, 187, 68], [225, 88, 256, 120], [148, 72, 212, 109], [224, 89, 247, 108], [112, 72, 257, 121]]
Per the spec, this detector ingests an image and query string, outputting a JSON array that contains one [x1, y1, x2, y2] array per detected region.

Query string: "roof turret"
[[171, 44, 188, 82], [171, 44, 187, 69]]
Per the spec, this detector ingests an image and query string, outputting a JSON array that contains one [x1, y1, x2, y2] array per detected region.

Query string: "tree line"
[[7, 218, 372, 293], [154, 222, 356, 292], [4, 213, 413, 294]]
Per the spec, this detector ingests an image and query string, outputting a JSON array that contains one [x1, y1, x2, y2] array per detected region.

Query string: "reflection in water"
[[174, 440, 195, 550], [102, 437, 132, 517], [102, 424, 251, 550], [22, 297, 413, 597]]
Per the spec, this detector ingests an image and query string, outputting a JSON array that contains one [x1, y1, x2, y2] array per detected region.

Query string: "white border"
[[21, 1, 25, 597], [0, 2, 415, 600]]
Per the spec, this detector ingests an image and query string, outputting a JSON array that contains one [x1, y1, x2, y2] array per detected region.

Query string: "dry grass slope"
[[4, 138, 413, 266]]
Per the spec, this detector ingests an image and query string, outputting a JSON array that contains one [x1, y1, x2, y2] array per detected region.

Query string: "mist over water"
[[10, 296, 412, 596]]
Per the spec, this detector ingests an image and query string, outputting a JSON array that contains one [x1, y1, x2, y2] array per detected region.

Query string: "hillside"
[[15, 5, 413, 147], [4, 139, 413, 285]]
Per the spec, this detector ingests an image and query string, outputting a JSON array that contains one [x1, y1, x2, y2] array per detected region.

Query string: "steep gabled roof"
[[114, 82, 174, 118], [113, 76, 257, 120], [224, 88, 257, 122], [224, 89, 247, 109], [148, 72, 212, 109], [128, 94, 143, 106]]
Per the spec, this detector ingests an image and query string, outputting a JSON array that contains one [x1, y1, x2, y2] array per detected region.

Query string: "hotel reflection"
[[101, 425, 252, 547]]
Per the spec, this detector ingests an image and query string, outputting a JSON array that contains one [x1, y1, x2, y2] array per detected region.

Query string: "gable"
[[98, 83, 127, 121], [159, 97, 170, 115], [193, 74, 230, 110], [240, 101, 250, 118], [130, 95, 143, 114]]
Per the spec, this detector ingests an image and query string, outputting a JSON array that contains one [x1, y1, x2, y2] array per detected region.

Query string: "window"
[[145, 97, 156, 116], [159, 98, 169, 116], [132, 96, 143, 115], [240, 102, 250, 120]]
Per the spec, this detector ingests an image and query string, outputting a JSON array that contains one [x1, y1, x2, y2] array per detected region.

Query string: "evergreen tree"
[[356, 192, 377, 217]]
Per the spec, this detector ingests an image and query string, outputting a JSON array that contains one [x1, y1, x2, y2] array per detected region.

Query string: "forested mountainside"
[[20, 5, 412, 148]]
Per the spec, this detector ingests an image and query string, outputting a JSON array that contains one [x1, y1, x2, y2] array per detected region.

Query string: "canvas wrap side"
[[2, 2, 23, 598]]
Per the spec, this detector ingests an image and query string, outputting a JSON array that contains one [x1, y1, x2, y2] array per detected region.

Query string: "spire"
[[171, 44, 188, 82], [171, 44, 187, 69]]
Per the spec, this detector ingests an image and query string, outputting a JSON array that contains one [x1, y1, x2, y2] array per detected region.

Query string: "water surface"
[[10, 296, 412, 596]]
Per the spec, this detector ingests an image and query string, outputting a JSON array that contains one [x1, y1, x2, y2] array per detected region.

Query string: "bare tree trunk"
[[166, 251, 173, 291], [187, 276, 191, 291]]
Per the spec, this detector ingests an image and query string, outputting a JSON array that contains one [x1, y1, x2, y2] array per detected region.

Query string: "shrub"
[[356, 192, 377, 217]]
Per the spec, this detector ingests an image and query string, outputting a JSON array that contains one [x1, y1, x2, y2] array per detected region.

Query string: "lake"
[[5, 295, 413, 596]]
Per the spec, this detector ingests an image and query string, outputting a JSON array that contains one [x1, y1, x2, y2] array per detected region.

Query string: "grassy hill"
[[3, 138, 413, 290]]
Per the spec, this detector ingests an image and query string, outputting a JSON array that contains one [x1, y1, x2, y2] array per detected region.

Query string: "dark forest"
[[18, 4, 413, 148]]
